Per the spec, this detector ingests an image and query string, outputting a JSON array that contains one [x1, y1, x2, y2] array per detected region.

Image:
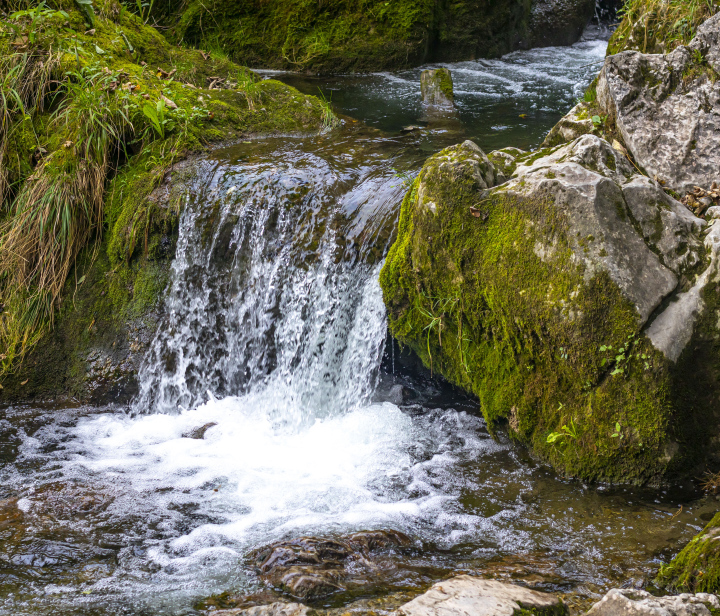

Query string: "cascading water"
[[1, 35, 716, 616], [133, 133, 398, 419]]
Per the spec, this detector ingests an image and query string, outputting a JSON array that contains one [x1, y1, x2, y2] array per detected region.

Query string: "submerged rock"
[[182, 422, 218, 439], [379, 134, 720, 483], [597, 13, 720, 195], [251, 531, 412, 600], [586, 589, 720, 616], [210, 603, 309, 616], [396, 576, 566, 616], [421, 69, 454, 108]]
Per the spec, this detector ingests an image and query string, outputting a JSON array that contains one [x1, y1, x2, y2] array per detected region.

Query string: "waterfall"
[[133, 134, 403, 420]]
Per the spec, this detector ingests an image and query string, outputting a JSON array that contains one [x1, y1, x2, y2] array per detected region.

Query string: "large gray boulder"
[[380, 133, 720, 484], [396, 576, 566, 616], [597, 13, 720, 196], [509, 135, 703, 324], [586, 588, 720, 616], [528, 0, 596, 48]]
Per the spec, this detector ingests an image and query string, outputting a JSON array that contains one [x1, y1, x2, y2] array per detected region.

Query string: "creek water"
[[0, 30, 716, 616]]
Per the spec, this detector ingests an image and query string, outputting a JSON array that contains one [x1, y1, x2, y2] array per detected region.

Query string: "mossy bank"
[[0, 0, 328, 402], [170, 0, 596, 73]]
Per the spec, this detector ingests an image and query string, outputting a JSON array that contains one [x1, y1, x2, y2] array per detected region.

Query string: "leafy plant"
[[416, 292, 459, 374], [7, 2, 69, 43], [611, 422, 623, 439], [547, 418, 579, 445], [143, 99, 167, 139]]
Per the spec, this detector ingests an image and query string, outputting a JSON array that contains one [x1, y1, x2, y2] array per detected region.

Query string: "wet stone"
[[396, 576, 567, 616], [420, 69, 454, 108], [183, 422, 218, 439], [209, 602, 309, 616], [250, 530, 412, 601]]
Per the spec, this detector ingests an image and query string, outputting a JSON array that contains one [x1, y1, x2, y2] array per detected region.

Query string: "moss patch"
[[608, 0, 719, 55]]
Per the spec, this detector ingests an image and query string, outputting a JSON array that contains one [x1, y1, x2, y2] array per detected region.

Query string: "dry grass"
[[609, 0, 720, 54], [0, 49, 60, 202], [701, 470, 720, 494]]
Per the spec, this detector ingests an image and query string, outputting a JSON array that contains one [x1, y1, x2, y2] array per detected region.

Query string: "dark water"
[[0, 27, 714, 616], [268, 27, 609, 152]]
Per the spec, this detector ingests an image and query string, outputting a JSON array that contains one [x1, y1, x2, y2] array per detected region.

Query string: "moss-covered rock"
[[170, 0, 594, 73], [379, 135, 720, 485], [656, 512, 720, 593]]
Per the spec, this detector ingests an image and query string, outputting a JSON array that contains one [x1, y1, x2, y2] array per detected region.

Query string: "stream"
[[0, 28, 716, 616]]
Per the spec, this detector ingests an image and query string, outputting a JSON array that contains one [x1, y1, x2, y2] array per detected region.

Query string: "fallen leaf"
[[519, 113, 527, 118], [20, 379, 28, 386], [63, 140, 73, 148], [85, 28, 95, 35], [161, 95, 178, 109]]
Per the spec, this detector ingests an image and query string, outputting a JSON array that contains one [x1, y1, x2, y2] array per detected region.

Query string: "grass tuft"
[[609, 0, 720, 55]]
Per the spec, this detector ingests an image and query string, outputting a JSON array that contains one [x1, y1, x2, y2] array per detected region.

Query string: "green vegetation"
[[379, 142, 720, 484], [0, 0, 328, 385], [609, 0, 720, 54], [170, 0, 535, 73], [656, 512, 720, 592]]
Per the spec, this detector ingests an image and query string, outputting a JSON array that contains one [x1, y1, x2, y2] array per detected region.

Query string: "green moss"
[[656, 512, 720, 592], [169, 0, 534, 73], [379, 142, 707, 484]]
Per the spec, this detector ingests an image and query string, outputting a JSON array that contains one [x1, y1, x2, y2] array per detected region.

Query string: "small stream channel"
[[0, 27, 716, 616]]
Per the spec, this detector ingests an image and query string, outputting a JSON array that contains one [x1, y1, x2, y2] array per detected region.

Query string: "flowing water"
[[1, 31, 717, 616]]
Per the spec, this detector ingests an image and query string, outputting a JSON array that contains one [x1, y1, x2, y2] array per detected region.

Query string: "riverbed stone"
[[397, 576, 566, 616], [251, 531, 411, 600], [597, 13, 720, 196], [421, 69, 454, 107], [585, 588, 720, 616], [379, 134, 720, 484], [211, 603, 309, 616]]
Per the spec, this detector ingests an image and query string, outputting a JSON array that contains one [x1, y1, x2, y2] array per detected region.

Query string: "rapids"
[[0, 28, 715, 616]]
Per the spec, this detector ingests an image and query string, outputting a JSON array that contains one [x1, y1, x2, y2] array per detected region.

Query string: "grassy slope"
[[0, 0, 328, 396]]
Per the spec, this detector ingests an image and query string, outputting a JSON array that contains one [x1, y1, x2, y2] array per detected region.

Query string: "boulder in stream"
[[585, 589, 720, 616], [379, 134, 720, 484], [396, 576, 566, 616], [421, 69, 454, 108]]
